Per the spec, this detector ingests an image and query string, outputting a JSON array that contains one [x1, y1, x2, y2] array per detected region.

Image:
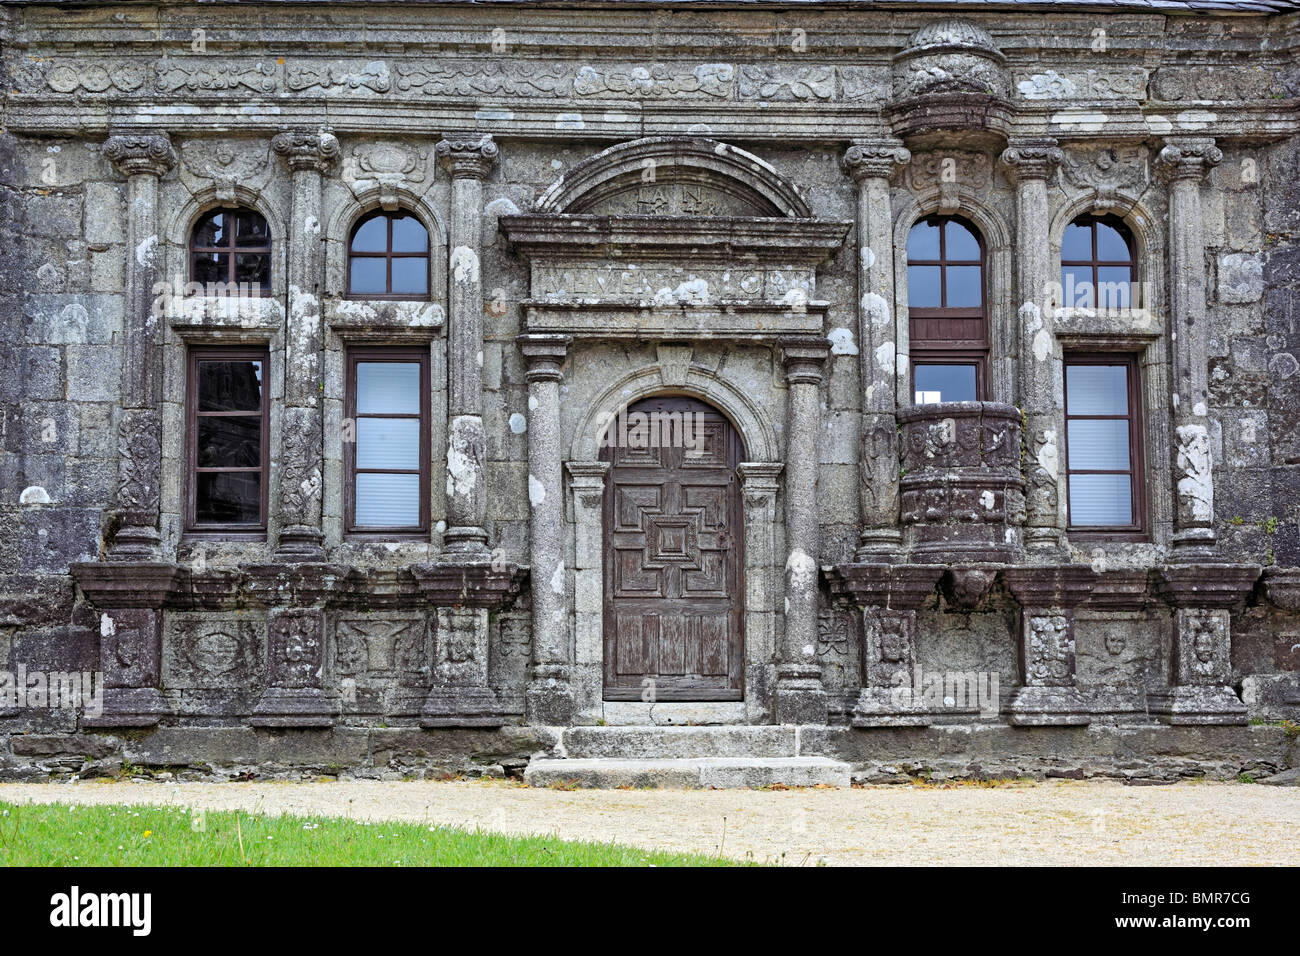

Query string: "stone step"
[[524, 756, 851, 790], [559, 725, 798, 759]]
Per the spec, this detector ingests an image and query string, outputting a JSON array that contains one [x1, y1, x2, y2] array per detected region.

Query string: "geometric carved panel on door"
[[602, 396, 744, 701]]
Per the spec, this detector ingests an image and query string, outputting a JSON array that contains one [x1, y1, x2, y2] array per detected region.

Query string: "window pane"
[[1061, 266, 1094, 308], [356, 361, 420, 414], [192, 212, 226, 248], [945, 266, 983, 307], [1067, 364, 1128, 415], [907, 220, 940, 259], [908, 265, 942, 308], [1096, 222, 1130, 261], [391, 215, 428, 253], [235, 253, 270, 289], [197, 415, 262, 467], [350, 257, 387, 295], [914, 364, 977, 404], [1096, 266, 1132, 310], [198, 360, 263, 411], [391, 256, 429, 295], [352, 215, 388, 253], [944, 220, 980, 260], [193, 252, 229, 286], [1062, 221, 1092, 260], [235, 210, 270, 247], [1068, 418, 1130, 471], [1069, 473, 1133, 526], [355, 473, 420, 527], [196, 472, 260, 524], [356, 418, 420, 470]]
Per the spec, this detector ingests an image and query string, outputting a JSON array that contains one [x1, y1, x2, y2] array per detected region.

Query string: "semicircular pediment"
[[534, 136, 812, 219]]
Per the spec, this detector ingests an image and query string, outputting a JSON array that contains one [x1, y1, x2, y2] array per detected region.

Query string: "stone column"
[[567, 461, 610, 723], [776, 337, 830, 724], [271, 128, 339, 562], [843, 140, 911, 561], [1003, 565, 1096, 725], [102, 133, 176, 561], [1000, 137, 1065, 556], [438, 133, 499, 557], [737, 462, 783, 724], [1156, 137, 1223, 558], [520, 334, 574, 725]]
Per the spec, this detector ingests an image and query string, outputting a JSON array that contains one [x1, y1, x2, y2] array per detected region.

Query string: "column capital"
[[1156, 136, 1222, 182], [999, 137, 1063, 182], [437, 132, 500, 180], [780, 336, 830, 386], [103, 132, 176, 179], [272, 127, 340, 174], [842, 139, 911, 183], [518, 333, 571, 381]]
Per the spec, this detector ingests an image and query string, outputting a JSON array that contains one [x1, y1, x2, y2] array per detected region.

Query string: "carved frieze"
[[1060, 145, 1150, 212], [395, 61, 568, 96], [342, 141, 431, 208], [1015, 69, 1147, 101], [737, 64, 834, 101], [166, 616, 264, 689], [573, 63, 735, 98], [1152, 66, 1282, 102], [335, 616, 428, 685], [154, 60, 278, 94], [287, 61, 392, 93], [179, 139, 272, 202]]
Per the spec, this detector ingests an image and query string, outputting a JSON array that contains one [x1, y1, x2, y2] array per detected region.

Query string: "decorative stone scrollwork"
[[999, 138, 1063, 182], [435, 133, 499, 180], [116, 409, 162, 515], [1061, 145, 1150, 213], [103, 133, 176, 179], [343, 141, 431, 210], [271, 127, 340, 173], [573, 63, 735, 99], [180, 139, 271, 203], [1156, 137, 1222, 182], [891, 19, 1010, 101], [842, 140, 912, 182]]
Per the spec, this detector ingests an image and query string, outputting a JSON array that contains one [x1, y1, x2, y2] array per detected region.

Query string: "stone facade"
[[1, 1, 1299, 782]]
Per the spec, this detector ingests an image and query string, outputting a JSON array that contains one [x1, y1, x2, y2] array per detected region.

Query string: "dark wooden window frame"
[[346, 210, 432, 301], [1060, 214, 1136, 311], [186, 345, 270, 536], [189, 207, 272, 296], [345, 346, 431, 537], [907, 214, 989, 401], [1063, 352, 1147, 539]]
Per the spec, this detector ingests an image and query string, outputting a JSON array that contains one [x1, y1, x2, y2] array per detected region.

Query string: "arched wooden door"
[[602, 395, 744, 701]]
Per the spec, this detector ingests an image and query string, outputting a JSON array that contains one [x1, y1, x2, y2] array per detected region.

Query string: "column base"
[[775, 665, 827, 725], [851, 687, 932, 727], [250, 687, 337, 728], [1170, 528, 1218, 562], [105, 523, 163, 563], [274, 526, 325, 563], [442, 527, 490, 555], [1022, 526, 1067, 559], [420, 684, 505, 728], [854, 530, 903, 564], [526, 666, 575, 726], [83, 687, 170, 728], [1148, 685, 1248, 725], [1007, 685, 1091, 726]]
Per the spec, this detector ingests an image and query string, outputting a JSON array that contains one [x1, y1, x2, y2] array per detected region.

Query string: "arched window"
[[348, 211, 430, 298], [906, 215, 986, 404], [190, 207, 271, 293], [1061, 214, 1134, 311]]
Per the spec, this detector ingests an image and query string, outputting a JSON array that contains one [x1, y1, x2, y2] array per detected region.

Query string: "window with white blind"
[[1064, 355, 1145, 535], [345, 348, 429, 534]]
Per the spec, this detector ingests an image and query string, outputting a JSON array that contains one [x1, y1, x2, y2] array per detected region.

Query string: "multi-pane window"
[[346, 348, 429, 533], [190, 208, 272, 292], [906, 216, 987, 403], [1064, 355, 1145, 533], [347, 211, 430, 298], [187, 347, 269, 531], [1061, 215, 1134, 311]]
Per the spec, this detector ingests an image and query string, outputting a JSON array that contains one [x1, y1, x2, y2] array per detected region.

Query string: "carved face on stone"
[[1193, 626, 1216, 664], [1104, 632, 1126, 657], [879, 622, 909, 664]]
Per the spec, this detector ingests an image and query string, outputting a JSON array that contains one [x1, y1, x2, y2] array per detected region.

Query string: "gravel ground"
[[3, 778, 1298, 866]]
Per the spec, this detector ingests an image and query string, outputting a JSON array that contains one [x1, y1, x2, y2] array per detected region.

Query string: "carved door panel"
[[603, 396, 744, 701]]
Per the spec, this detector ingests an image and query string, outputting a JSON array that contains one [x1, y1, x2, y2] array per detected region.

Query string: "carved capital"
[[436, 132, 499, 180], [842, 140, 911, 183], [1156, 137, 1222, 182], [103, 132, 176, 179], [518, 333, 571, 382], [272, 127, 340, 174], [780, 336, 830, 386], [999, 137, 1063, 182]]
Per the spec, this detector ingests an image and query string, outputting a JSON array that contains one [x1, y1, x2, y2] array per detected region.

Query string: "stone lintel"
[[822, 563, 945, 611], [409, 562, 527, 608], [70, 561, 185, 608], [1002, 564, 1097, 611], [1154, 563, 1261, 610]]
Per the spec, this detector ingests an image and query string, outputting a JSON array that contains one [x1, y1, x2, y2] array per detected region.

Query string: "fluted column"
[[520, 334, 574, 725], [843, 140, 910, 561], [1157, 137, 1222, 558], [776, 337, 830, 724], [1001, 137, 1065, 556], [103, 132, 176, 561], [438, 133, 499, 556], [271, 127, 338, 561]]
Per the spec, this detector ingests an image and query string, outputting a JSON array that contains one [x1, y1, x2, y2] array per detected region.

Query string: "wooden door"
[[603, 396, 744, 701]]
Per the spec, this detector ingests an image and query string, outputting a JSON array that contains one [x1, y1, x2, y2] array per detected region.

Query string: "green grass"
[[0, 801, 744, 867]]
